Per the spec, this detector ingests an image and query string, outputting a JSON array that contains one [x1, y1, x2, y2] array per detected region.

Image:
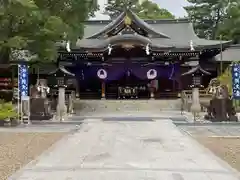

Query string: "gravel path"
[[0, 132, 65, 180], [196, 137, 240, 172]]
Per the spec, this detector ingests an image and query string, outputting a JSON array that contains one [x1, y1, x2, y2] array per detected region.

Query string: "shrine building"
[[56, 9, 232, 99], [0, 9, 234, 100]]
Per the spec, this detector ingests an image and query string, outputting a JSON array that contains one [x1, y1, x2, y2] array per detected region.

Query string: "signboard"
[[18, 64, 30, 124], [232, 64, 240, 99], [18, 64, 29, 97], [21, 96, 29, 101]]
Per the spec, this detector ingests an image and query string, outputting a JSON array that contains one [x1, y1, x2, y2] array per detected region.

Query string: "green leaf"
[[15, 0, 38, 9], [0, 0, 98, 62], [6, 36, 28, 49], [105, 0, 174, 19]]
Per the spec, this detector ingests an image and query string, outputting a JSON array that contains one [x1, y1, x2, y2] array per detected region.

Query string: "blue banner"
[[232, 64, 240, 99], [18, 64, 29, 97]]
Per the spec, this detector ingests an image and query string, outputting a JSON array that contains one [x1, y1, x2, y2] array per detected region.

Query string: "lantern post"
[[49, 66, 75, 121], [182, 60, 210, 122]]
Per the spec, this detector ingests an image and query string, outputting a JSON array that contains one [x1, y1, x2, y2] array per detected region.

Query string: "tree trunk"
[[0, 47, 11, 64]]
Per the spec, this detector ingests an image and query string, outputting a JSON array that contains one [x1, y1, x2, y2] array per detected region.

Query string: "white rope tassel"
[[190, 40, 195, 51], [146, 43, 150, 55], [108, 44, 112, 55], [66, 40, 71, 52]]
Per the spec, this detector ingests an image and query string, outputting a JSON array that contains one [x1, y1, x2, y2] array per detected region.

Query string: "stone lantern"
[[182, 63, 210, 121], [48, 65, 75, 121]]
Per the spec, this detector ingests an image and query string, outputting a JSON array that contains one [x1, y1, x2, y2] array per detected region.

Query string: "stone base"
[[30, 114, 53, 121], [56, 105, 67, 122]]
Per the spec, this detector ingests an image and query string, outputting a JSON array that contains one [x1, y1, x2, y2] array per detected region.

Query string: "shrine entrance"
[[105, 72, 150, 99]]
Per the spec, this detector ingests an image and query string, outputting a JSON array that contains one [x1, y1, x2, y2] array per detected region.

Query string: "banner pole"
[[17, 64, 22, 124]]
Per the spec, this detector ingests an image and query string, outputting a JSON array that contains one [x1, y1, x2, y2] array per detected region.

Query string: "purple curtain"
[[82, 65, 126, 81], [130, 66, 149, 80], [82, 63, 180, 81], [105, 65, 126, 81], [131, 64, 179, 80]]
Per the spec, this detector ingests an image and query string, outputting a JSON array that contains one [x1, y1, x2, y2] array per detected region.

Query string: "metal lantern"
[[48, 66, 75, 88], [56, 76, 66, 87], [182, 65, 210, 88]]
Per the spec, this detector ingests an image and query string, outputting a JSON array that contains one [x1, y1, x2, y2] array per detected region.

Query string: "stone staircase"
[[73, 99, 181, 116]]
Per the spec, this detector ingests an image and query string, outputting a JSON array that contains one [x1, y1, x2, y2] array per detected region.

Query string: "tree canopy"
[[105, 0, 174, 20], [184, 0, 229, 39], [217, 1, 240, 43], [0, 0, 98, 63], [185, 0, 240, 42]]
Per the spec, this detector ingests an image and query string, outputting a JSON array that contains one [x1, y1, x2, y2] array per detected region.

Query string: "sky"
[[91, 0, 191, 20]]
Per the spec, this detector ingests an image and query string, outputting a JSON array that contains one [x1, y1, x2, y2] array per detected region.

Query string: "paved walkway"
[[179, 124, 240, 137], [10, 119, 240, 180]]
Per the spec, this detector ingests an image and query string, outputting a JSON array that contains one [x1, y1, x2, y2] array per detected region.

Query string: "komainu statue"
[[206, 78, 221, 95], [204, 82, 238, 122], [30, 79, 52, 120]]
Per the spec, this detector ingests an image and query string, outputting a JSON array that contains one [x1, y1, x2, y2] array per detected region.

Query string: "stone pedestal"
[[190, 87, 201, 120], [30, 98, 52, 120], [57, 87, 67, 121]]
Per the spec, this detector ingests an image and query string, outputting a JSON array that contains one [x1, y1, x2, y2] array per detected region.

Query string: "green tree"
[[0, 0, 98, 63], [184, 0, 229, 39], [217, 1, 240, 43], [105, 0, 174, 19], [218, 65, 232, 95], [136, 0, 174, 19], [105, 0, 139, 19]]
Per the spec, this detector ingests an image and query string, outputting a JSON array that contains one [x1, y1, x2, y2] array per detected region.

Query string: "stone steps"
[[73, 99, 181, 114]]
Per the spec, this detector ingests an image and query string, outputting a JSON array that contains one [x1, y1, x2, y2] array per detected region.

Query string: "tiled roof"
[[214, 44, 240, 62], [59, 10, 231, 52]]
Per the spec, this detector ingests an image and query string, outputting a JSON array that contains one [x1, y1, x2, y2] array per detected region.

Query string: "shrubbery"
[[0, 101, 18, 121]]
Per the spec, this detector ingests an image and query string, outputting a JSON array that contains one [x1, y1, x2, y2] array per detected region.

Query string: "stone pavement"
[[0, 124, 80, 133], [10, 118, 240, 180], [178, 124, 240, 137]]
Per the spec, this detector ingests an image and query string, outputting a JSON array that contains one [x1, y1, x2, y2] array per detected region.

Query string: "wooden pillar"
[[150, 80, 155, 99], [178, 67, 183, 98], [76, 79, 80, 99], [11, 65, 15, 90], [101, 81, 105, 99]]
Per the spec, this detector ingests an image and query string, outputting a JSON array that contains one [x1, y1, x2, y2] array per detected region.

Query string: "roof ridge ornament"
[[124, 15, 132, 26]]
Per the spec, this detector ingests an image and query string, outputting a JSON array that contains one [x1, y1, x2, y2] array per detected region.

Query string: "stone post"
[[68, 91, 74, 114], [101, 81, 106, 99], [57, 87, 67, 121], [190, 87, 201, 121]]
